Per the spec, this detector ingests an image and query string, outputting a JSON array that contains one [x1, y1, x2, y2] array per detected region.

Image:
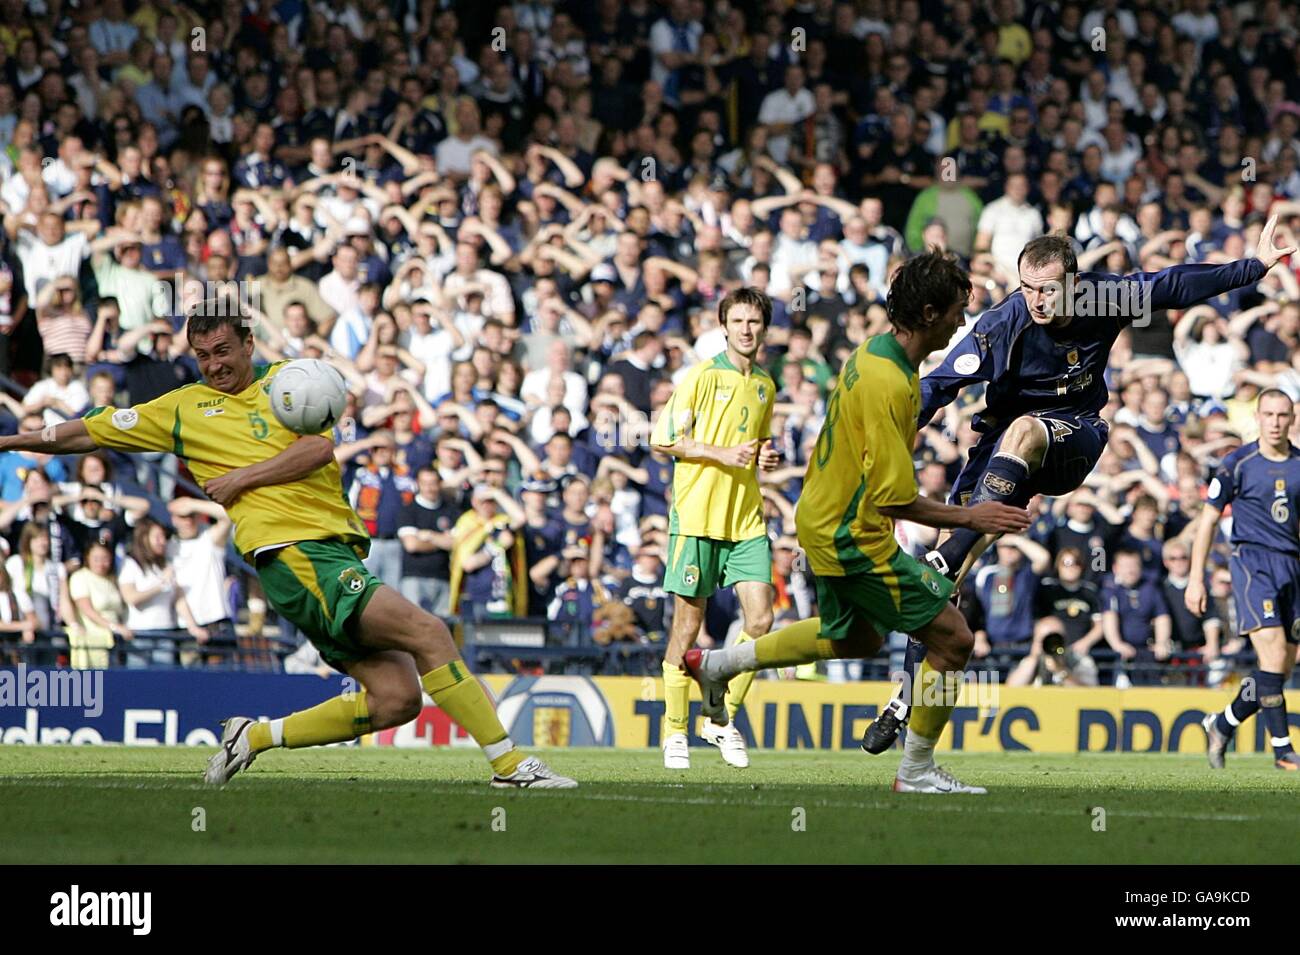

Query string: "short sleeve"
[[69, 570, 90, 602], [82, 394, 181, 454], [1206, 460, 1234, 511], [117, 558, 143, 589], [651, 366, 700, 447], [864, 392, 919, 509]]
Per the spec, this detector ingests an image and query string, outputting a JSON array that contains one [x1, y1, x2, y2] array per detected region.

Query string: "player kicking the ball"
[[0, 302, 575, 789], [862, 217, 1296, 753], [650, 287, 779, 769], [1186, 389, 1300, 771], [685, 252, 1030, 793]]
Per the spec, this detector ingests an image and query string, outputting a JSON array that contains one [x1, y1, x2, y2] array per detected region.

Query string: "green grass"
[[2, 746, 1298, 864]]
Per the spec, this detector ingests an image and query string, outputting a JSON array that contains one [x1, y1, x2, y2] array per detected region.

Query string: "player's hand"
[[1183, 579, 1207, 616], [718, 439, 760, 469], [1256, 214, 1298, 269], [203, 468, 251, 507], [757, 439, 780, 472], [966, 502, 1032, 535]]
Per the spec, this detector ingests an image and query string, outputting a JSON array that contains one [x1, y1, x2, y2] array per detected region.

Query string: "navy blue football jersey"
[[920, 259, 1268, 433], [1208, 441, 1300, 556]]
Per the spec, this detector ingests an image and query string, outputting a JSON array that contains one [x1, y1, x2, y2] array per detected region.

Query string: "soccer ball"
[[268, 359, 348, 434]]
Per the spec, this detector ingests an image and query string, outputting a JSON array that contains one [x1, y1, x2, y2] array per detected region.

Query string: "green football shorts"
[[815, 547, 955, 639], [663, 533, 772, 598], [258, 540, 384, 670]]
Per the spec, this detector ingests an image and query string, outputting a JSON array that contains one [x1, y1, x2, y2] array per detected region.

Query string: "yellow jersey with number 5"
[[795, 334, 920, 575], [82, 361, 370, 558], [651, 351, 775, 541]]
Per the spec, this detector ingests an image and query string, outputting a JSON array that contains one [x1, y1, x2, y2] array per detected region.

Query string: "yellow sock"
[[753, 618, 830, 667], [663, 660, 691, 738], [422, 661, 522, 776], [277, 689, 371, 749], [248, 721, 273, 752], [909, 657, 962, 742], [724, 633, 758, 720]]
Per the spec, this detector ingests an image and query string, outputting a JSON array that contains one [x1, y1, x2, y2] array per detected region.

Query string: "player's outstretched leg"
[[927, 416, 1045, 584], [210, 585, 576, 788], [892, 604, 986, 794], [684, 617, 882, 722]]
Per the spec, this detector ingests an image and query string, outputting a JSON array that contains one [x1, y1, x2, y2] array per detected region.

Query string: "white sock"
[[269, 718, 285, 747], [899, 731, 937, 775], [708, 640, 757, 680]]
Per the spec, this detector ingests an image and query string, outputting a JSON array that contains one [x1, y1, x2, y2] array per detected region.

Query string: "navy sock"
[[1215, 669, 1264, 737], [1256, 670, 1295, 757], [935, 451, 1031, 577]]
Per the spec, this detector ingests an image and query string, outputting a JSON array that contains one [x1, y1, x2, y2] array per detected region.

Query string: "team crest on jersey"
[[921, 570, 942, 596], [111, 409, 139, 430], [1066, 348, 1080, 367], [757, 384, 766, 403], [684, 565, 700, 587], [1264, 599, 1275, 617], [983, 473, 1015, 496], [339, 568, 367, 594], [1277, 479, 1287, 493]]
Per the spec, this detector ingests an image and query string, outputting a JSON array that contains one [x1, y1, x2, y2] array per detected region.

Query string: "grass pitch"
[[1, 746, 1297, 864]]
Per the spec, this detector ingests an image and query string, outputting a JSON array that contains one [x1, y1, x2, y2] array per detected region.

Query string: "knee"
[[1002, 416, 1047, 460], [370, 686, 423, 730], [745, 609, 774, 637]]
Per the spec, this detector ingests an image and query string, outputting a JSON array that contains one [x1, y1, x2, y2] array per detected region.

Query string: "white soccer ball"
[[268, 359, 349, 434]]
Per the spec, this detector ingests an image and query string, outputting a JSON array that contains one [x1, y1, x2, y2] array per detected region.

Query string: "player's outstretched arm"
[[202, 435, 335, 507], [879, 494, 1030, 534], [1122, 215, 1298, 315], [0, 418, 98, 456]]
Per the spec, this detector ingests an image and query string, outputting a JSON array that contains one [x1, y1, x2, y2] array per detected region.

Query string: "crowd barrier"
[[3, 669, 1298, 754]]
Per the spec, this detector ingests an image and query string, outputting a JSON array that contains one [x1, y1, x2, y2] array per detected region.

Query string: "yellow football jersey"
[[796, 334, 920, 575], [651, 351, 775, 541], [83, 361, 369, 558]]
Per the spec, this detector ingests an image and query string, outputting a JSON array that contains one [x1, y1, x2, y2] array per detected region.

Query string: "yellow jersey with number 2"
[[796, 334, 921, 576], [651, 351, 775, 541], [83, 361, 370, 559]]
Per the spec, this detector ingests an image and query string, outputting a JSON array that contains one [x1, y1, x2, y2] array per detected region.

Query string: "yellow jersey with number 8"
[[651, 352, 775, 541], [796, 334, 920, 575], [82, 361, 370, 559]]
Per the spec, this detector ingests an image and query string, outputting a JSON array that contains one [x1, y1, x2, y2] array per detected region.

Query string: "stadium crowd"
[[1, 0, 1299, 686]]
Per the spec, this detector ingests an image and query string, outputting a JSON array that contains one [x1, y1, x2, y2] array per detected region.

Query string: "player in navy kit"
[[1186, 389, 1300, 771], [861, 217, 1296, 755]]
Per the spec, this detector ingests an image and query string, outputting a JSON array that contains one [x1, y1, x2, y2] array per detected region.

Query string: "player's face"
[[191, 324, 256, 394], [1257, 395, 1295, 446], [723, 303, 766, 359], [924, 297, 967, 352], [1019, 260, 1069, 325]]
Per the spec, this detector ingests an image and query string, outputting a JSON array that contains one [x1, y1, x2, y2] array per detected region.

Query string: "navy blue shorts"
[[950, 412, 1109, 504], [1229, 544, 1300, 642]]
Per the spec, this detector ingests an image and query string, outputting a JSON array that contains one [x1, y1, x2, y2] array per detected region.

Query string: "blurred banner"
[[6, 669, 1297, 754]]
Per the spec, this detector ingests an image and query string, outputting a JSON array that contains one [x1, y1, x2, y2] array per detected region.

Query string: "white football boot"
[[700, 720, 750, 768], [205, 716, 257, 785], [893, 763, 987, 794], [490, 755, 578, 789], [663, 732, 691, 769]]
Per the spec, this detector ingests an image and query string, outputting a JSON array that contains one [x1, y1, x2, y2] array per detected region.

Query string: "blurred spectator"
[[118, 518, 207, 667], [67, 540, 127, 670], [349, 429, 417, 587], [1101, 549, 1173, 686], [969, 536, 1051, 661], [1034, 546, 1104, 656], [168, 498, 235, 666], [397, 467, 460, 617]]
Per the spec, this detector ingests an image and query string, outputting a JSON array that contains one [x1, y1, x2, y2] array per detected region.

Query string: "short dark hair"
[[186, 298, 252, 344], [1259, 387, 1294, 408], [886, 251, 971, 332], [718, 286, 773, 328], [1018, 234, 1078, 276]]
